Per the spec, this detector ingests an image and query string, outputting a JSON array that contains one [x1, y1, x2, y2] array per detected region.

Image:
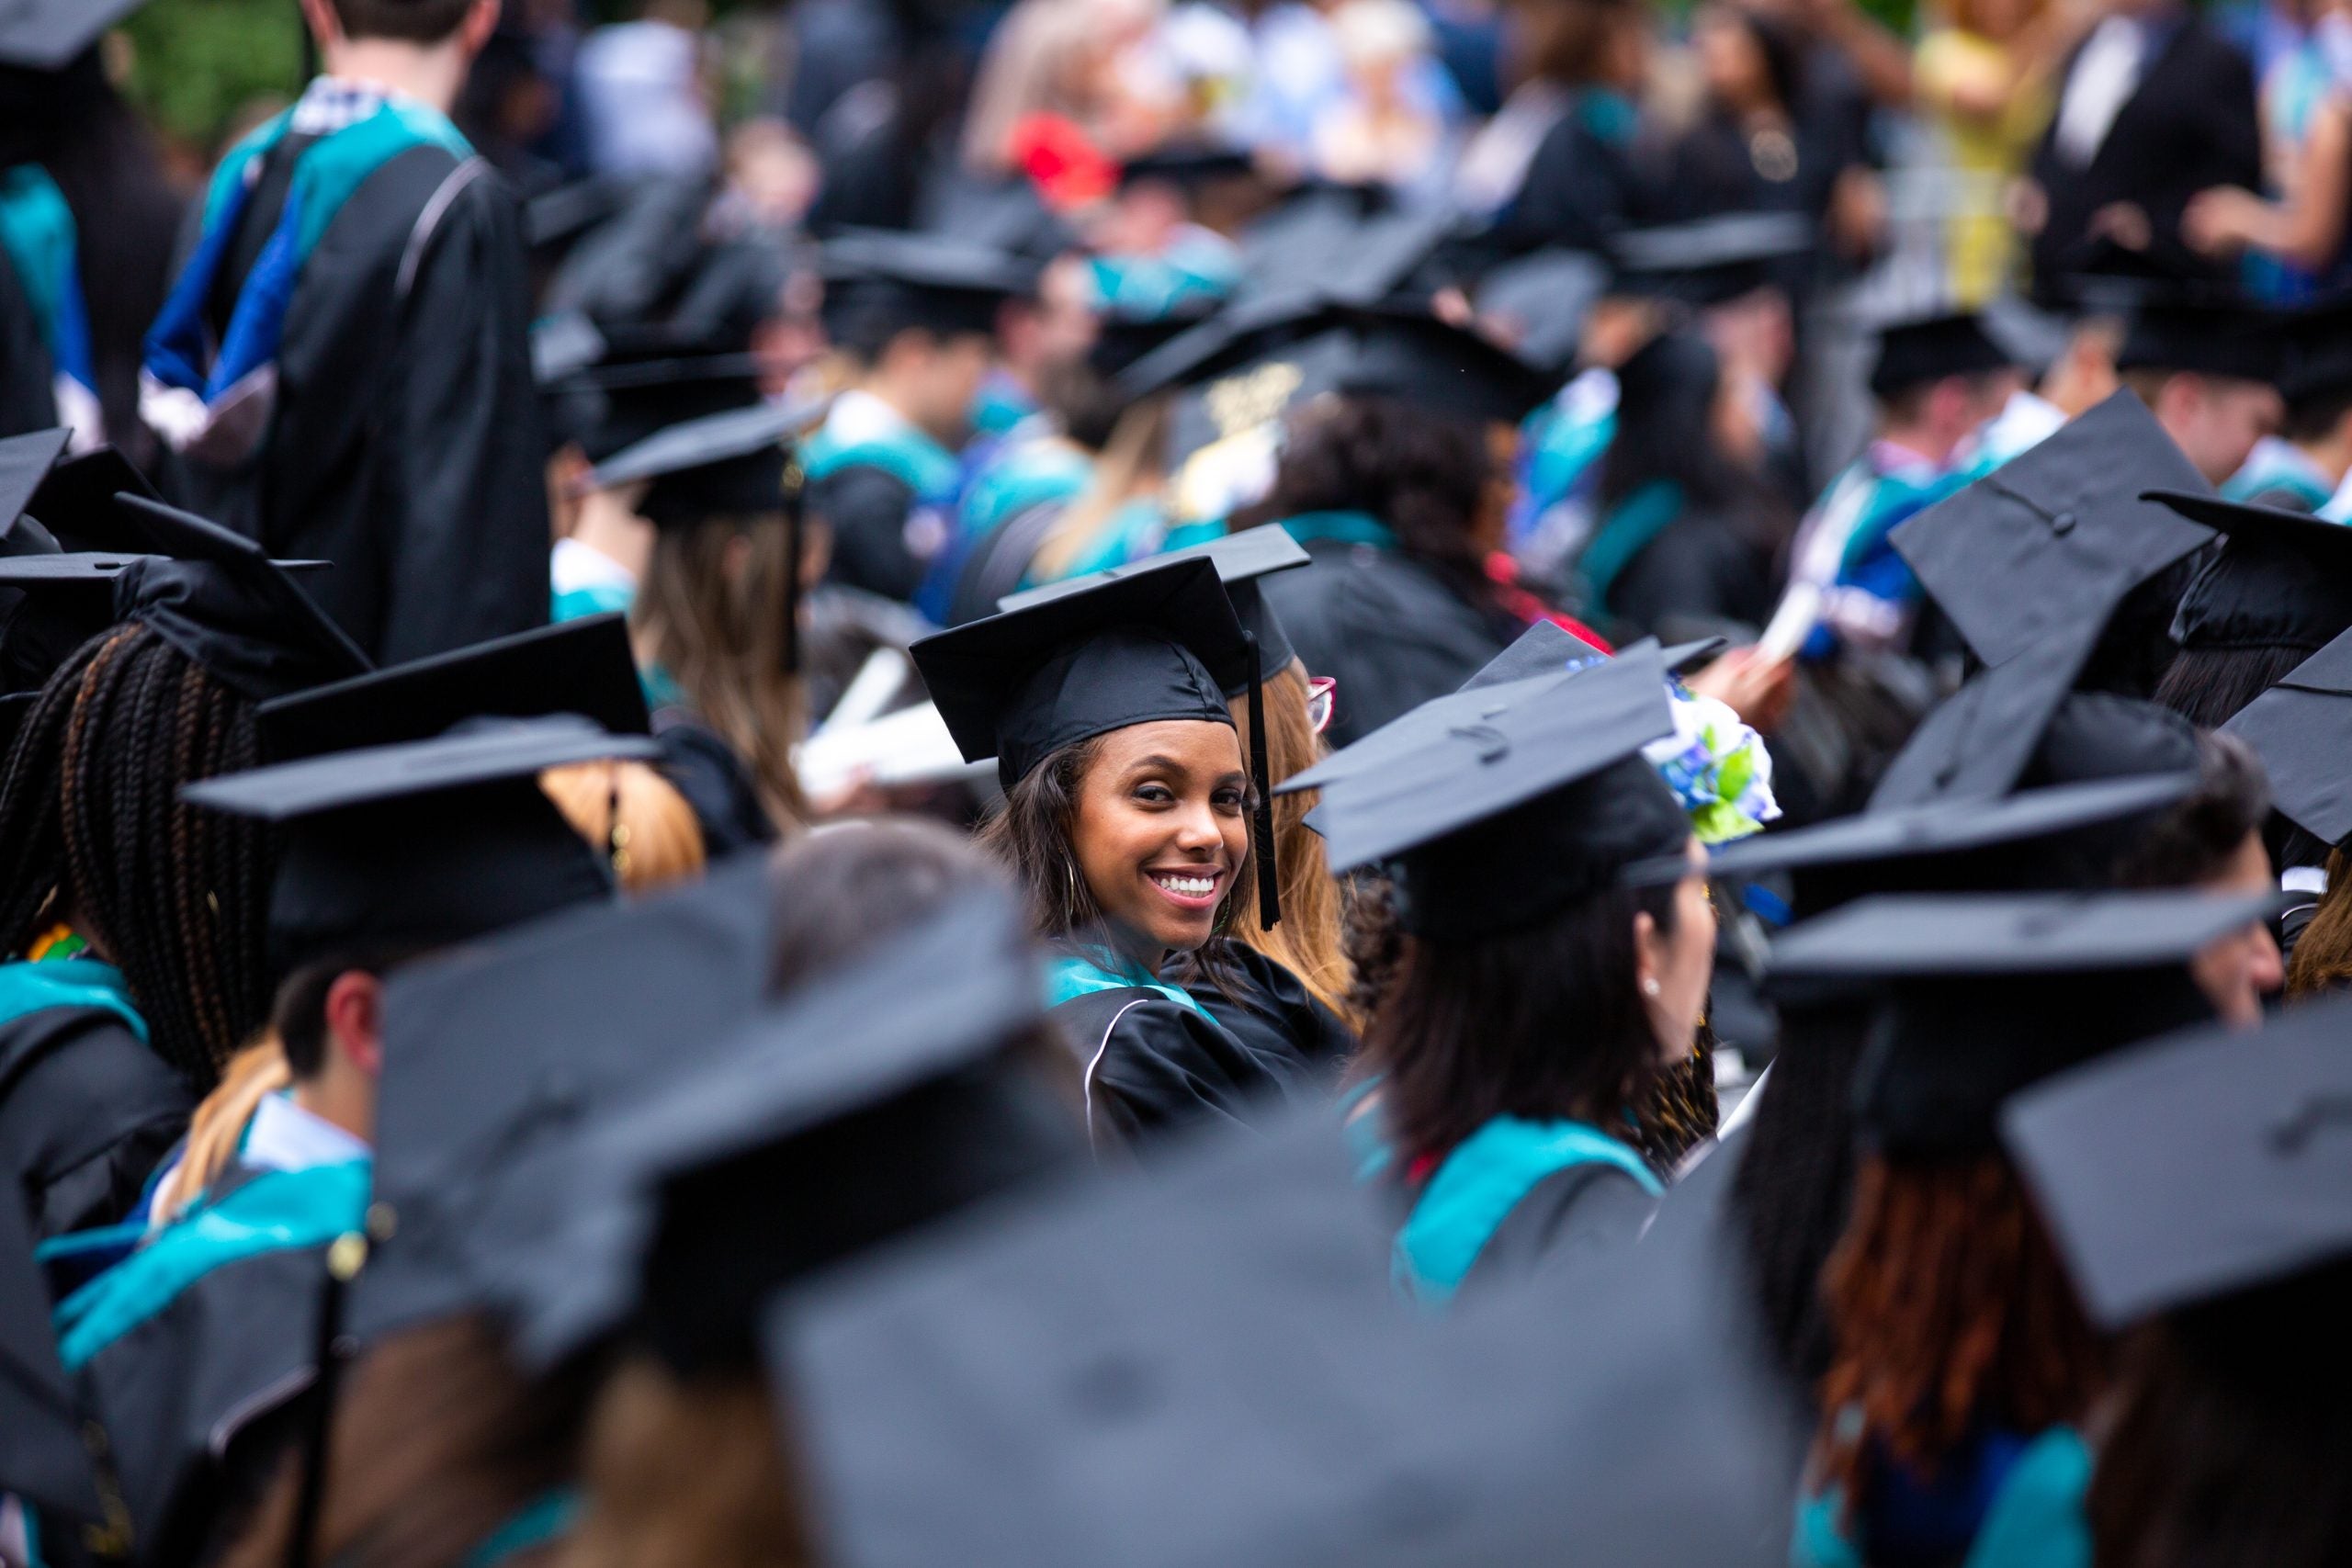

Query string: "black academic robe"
[[0, 248, 59, 439], [168, 141, 549, 665], [1464, 1161, 1658, 1294], [1170, 942, 1356, 1087], [0, 1007, 190, 1240], [809, 464, 931, 604], [2027, 17, 2260, 288], [651, 709, 779, 860], [1495, 96, 1648, 253], [1258, 540, 1522, 747], [1604, 506, 1781, 642], [75, 1174, 330, 1564]]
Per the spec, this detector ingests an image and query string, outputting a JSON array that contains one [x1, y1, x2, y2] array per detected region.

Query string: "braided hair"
[[0, 624, 274, 1086]]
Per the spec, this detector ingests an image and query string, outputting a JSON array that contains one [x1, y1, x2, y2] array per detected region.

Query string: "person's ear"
[[464, 0, 504, 55], [1632, 908, 1664, 1000], [322, 971, 386, 1079], [299, 0, 344, 50]]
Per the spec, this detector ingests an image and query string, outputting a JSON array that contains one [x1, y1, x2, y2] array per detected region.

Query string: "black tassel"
[[1243, 634, 1281, 930], [781, 454, 806, 677], [284, 1232, 365, 1568]]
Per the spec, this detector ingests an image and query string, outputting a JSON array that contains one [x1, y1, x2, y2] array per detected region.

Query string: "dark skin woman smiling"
[[917, 558, 1338, 1149]]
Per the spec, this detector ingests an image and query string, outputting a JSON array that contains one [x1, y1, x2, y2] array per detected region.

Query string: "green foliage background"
[[118, 1, 310, 154]]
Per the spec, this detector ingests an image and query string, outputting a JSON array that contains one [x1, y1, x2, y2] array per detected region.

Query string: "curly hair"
[[1814, 1153, 2109, 1512], [0, 624, 274, 1086]]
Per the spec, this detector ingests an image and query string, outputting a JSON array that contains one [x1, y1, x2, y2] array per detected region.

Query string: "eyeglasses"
[[1306, 676, 1337, 736]]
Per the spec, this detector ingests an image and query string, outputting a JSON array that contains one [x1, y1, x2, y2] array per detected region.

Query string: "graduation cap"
[[0, 0, 149, 69], [820, 230, 1038, 353], [1889, 390, 2215, 671], [0, 428, 70, 554], [917, 557, 1282, 925], [1867, 310, 2015, 400], [543, 327, 770, 464], [1118, 141, 1259, 191], [22, 444, 167, 552], [2278, 298, 2352, 412], [1302, 645, 1685, 939], [2002, 993, 2352, 1329], [254, 614, 650, 764], [181, 714, 651, 979], [773, 1105, 1800, 1568], [2222, 625, 2352, 849], [106, 494, 368, 700], [1472, 248, 1611, 372], [1770, 889, 2277, 1156], [510, 884, 1081, 1374], [2151, 488, 2352, 654], [2114, 298, 2285, 385], [1087, 295, 1225, 383], [1606, 211, 1812, 307], [352, 856, 781, 1345], [995, 527, 1310, 688]]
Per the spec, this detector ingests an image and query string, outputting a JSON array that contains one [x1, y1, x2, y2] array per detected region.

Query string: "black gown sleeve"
[[809, 464, 928, 603], [1464, 1163, 1658, 1294], [650, 709, 780, 858], [1047, 988, 1290, 1151], [372, 164, 551, 664], [0, 1008, 192, 1239], [1172, 942, 1356, 1093], [1496, 114, 1634, 253]]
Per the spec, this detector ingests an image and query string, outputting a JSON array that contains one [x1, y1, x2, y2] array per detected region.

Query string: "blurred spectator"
[[2184, 0, 2352, 299], [576, 0, 721, 178], [1491, 0, 1657, 248], [1311, 0, 1453, 189], [1660, 5, 1841, 224], [1248, 0, 1466, 165], [1913, 0, 2077, 302], [963, 0, 1167, 178], [2023, 0, 2261, 288], [780, 0, 907, 139], [715, 117, 822, 231]]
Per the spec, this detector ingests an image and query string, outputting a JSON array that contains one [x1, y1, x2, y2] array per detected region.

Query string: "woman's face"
[[1072, 719, 1250, 956], [2190, 829, 2285, 1028], [1696, 7, 1770, 108], [1634, 837, 1717, 1066]]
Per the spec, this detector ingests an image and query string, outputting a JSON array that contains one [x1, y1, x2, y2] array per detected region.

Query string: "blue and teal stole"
[[1392, 1115, 1661, 1309], [141, 84, 470, 453], [0, 955, 147, 1043], [2222, 437, 2335, 513], [0, 165, 97, 439], [51, 1157, 371, 1372], [801, 416, 962, 504], [1793, 1426, 2091, 1568], [1043, 947, 1210, 1021], [1577, 479, 1684, 615], [1280, 510, 1398, 550]]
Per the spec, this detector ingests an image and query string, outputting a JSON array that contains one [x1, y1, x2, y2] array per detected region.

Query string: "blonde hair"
[[1227, 660, 1358, 1023], [147, 1039, 292, 1225], [1026, 399, 1173, 583], [560, 1357, 811, 1568], [632, 514, 809, 830], [540, 761, 708, 894]]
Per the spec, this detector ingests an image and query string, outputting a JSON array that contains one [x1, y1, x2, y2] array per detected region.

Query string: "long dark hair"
[[1363, 879, 1681, 1168], [1597, 330, 1788, 551], [2154, 647, 2328, 869], [2087, 1259, 2352, 1568], [1232, 394, 1504, 615], [0, 624, 274, 1086]]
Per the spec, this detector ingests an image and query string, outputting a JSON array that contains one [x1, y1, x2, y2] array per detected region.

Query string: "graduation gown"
[[1590, 498, 1781, 641], [0, 247, 60, 439], [1256, 522, 1523, 747], [0, 969, 191, 1241], [1046, 947, 1332, 1150], [60, 1159, 368, 1564], [168, 137, 550, 665], [1169, 941, 1356, 1087]]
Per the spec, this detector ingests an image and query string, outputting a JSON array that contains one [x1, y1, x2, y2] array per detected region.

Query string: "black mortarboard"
[[775, 1106, 1798, 1568], [2222, 625, 2352, 848], [1301, 646, 1686, 938], [1326, 305, 1558, 425], [2152, 488, 2352, 653], [254, 615, 650, 763], [0, 1184, 105, 1529], [2278, 298, 2352, 411], [1770, 889, 2274, 1155], [546, 325, 771, 465], [2114, 299, 2285, 384], [514, 886, 1080, 1374], [583, 399, 810, 526], [2002, 994, 2352, 1329], [181, 715, 648, 977], [1867, 623, 2201, 809], [0, 0, 148, 68], [995, 527, 1310, 688], [1472, 248, 1611, 371], [0, 428, 69, 552], [1457, 620, 1724, 691], [1890, 391, 2214, 669], [916, 557, 1249, 790], [1607, 211, 1812, 306], [1086, 297, 1223, 383], [22, 444, 166, 552], [820, 230, 1036, 353], [530, 310, 610, 386], [1118, 141, 1258, 190], [1867, 310, 2014, 400], [353, 856, 779, 1344], [105, 494, 369, 699]]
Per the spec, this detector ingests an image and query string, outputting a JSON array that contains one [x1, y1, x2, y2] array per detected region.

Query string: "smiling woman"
[[915, 558, 1342, 1149]]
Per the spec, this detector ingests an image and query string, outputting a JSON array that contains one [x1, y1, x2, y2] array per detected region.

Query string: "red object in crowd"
[[1009, 113, 1120, 210], [1485, 552, 1611, 654]]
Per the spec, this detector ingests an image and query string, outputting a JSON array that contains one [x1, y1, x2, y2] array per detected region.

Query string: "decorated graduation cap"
[[512, 884, 1080, 1375], [995, 527, 1311, 688], [1299, 645, 1684, 940], [917, 557, 1283, 925], [353, 856, 780, 1343], [773, 1104, 1800, 1568], [1867, 310, 2014, 400], [0, 0, 148, 68], [2002, 994, 2352, 1330], [1890, 390, 2215, 671], [819, 229, 1038, 355], [1606, 210, 1812, 307], [2222, 625, 2352, 849], [2150, 488, 2352, 654], [1770, 888, 2277, 1156]]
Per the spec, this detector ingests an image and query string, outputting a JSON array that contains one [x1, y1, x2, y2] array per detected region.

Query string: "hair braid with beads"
[[0, 624, 275, 1087]]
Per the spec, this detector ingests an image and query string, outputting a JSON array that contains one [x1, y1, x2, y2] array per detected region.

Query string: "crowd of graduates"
[[4, 0, 2352, 1565]]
